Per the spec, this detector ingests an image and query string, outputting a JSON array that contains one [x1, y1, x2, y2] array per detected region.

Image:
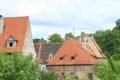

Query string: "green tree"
[[113, 19, 120, 30], [81, 32, 85, 38], [94, 59, 120, 80], [93, 30, 120, 60], [66, 75, 80, 80], [65, 32, 74, 40], [48, 33, 64, 43], [0, 50, 39, 80], [33, 38, 40, 43], [93, 30, 104, 50], [38, 71, 58, 80], [75, 35, 81, 38], [93, 19, 120, 80], [103, 30, 120, 57], [33, 38, 46, 43]]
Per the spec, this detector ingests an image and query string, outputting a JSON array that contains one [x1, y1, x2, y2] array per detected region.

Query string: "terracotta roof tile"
[[0, 16, 29, 52], [47, 38, 97, 65]]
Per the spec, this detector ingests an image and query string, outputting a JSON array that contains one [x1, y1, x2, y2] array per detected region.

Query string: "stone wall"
[[22, 22, 36, 56], [47, 65, 100, 80]]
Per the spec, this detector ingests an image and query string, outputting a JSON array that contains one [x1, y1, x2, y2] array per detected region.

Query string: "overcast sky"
[[0, 0, 120, 39]]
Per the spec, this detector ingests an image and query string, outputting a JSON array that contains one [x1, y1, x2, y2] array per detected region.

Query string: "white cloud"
[[0, 0, 120, 39], [31, 25, 75, 39]]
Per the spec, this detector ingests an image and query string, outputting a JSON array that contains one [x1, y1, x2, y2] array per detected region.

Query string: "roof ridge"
[[34, 42, 63, 44]]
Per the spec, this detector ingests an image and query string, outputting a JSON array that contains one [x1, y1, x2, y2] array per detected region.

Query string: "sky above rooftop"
[[0, 0, 120, 39]]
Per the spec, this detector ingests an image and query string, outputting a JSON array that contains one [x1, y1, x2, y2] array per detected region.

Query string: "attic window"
[[6, 35, 17, 48], [48, 53, 53, 59], [71, 54, 77, 60], [60, 54, 65, 60]]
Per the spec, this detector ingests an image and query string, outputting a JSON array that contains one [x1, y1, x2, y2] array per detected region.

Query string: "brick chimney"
[[0, 15, 4, 34]]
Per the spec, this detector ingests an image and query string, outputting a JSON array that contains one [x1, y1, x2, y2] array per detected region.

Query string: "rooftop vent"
[[71, 54, 77, 60], [60, 54, 65, 60]]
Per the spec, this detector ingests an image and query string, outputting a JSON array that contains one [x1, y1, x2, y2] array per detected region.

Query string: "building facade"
[[47, 35, 106, 80]]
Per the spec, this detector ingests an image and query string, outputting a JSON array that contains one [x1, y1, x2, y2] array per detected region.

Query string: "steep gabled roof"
[[0, 16, 29, 52], [35, 43, 62, 63], [47, 38, 97, 66]]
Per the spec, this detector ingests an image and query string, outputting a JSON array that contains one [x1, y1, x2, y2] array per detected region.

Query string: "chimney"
[[0, 15, 4, 34], [81, 34, 88, 50]]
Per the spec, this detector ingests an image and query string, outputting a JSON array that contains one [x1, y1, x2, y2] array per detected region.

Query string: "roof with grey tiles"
[[34, 43, 62, 63]]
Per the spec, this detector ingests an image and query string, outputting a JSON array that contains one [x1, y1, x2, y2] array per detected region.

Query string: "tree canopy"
[[113, 19, 120, 30], [33, 38, 46, 43], [0, 50, 58, 80], [65, 32, 74, 40], [0, 51, 39, 80], [94, 59, 120, 80], [38, 71, 58, 80], [93, 19, 120, 80], [48, 33, 64, 43], [93, 29, 120, 60]]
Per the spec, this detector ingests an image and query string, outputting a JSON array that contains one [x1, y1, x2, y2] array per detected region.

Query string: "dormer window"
[[6, 35, 17, 48], [48, 53, 53, 59]]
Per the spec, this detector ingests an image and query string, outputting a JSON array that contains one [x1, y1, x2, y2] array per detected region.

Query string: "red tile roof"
[[0, 16, 29, 52], [47, 38, 97, 65]]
